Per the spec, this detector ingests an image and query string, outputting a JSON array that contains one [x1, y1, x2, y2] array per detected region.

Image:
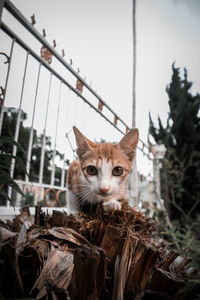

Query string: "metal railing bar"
[[0, 0, 5, 27], [7, 51, 29, 206], [16, 179, 67, 191], [3, 0, 128, 130], [61, 88, 72, 187], [0, 37, 15, 135], [25, 62, 41, 182], [50, 80, 62, 186], [39, 72, 52, 184]]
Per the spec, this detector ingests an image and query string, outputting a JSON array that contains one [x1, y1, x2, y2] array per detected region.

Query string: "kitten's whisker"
[[76, 189, 90, 195], [80, 193, 91, 202], [78, 191, 92, 203], [87, 192, 94, 206]]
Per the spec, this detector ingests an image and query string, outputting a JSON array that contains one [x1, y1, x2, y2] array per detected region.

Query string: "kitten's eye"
[[112, 166, 123, 176], [86, 165, 98, 176]]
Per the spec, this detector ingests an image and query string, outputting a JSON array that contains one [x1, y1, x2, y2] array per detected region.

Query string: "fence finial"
[[62, 49, 65, 57], [114, 115, 118, 125], [76, 79, 83, 93], [53, 40, 57, 48], [42, 29, 46, 37], [31, 14, 36, 25], [41, 46, 52, 64], [98, 100, 103, 111]]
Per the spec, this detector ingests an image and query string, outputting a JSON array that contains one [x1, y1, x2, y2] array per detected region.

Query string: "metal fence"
[[0, 0, 157, 211]]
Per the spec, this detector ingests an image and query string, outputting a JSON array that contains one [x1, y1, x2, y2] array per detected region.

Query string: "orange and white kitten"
[[67, 126, 139, 213]]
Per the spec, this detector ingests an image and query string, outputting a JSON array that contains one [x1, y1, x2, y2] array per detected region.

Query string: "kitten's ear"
[[119, 128, 139, 161], [73, 126, 94, 158]]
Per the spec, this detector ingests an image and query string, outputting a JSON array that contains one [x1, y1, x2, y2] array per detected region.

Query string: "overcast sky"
[[1, 0, 200, 176]]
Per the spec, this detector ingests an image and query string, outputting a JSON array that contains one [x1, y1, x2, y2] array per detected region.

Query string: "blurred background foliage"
[[149, 64, 200, 295], [0, 108, 69, 205]]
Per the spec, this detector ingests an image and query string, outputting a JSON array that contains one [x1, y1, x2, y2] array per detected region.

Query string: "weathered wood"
[[126, 242, 159, 294], [0, 242, 25, 298], [95, 247, 106, 299], [0, 227, 17, 242], [0, 206, 191, 299], [26, 226, 91, 247], [135, 290, 175, 300], [14, 220, 35, 296], [47, 226, 91, 246], [159, 249, 179, 271], [170, 255, 192, 273], [26, 238, 50, 265], [69, 245, 105, 300], [52, 209, 67, 227], [13, 211, 29, 232], [35, 205, 41, 225], [101, 225, 122, 261], [45, 281, 71, 299], [112, 231, 132, 300], [175, 257, 192, 272], [31, 249, 74, 299], [21, 205, 31, 216], [148, 268, 185, 295], [16, 222, 31, 255]]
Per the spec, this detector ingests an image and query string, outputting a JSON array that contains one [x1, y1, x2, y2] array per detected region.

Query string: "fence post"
[[153, 159, 161, 208]]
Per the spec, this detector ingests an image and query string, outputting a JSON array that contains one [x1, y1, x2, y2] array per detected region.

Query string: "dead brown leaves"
[[0, 203, 189, 299]]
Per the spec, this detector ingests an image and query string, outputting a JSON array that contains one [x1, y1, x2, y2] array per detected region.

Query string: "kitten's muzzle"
[[99, 187, 109, 195]]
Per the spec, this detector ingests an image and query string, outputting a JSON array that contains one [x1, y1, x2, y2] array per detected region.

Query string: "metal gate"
[[0, 0, 157, 213]]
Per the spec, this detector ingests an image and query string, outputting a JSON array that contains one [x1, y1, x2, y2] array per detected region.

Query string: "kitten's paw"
[[103, 200, 122, 212]]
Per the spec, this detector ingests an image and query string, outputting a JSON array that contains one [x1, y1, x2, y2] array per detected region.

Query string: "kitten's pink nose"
[[99, 187, 109, 195]]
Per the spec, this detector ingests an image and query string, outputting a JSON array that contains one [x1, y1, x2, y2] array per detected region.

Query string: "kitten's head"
[[73, 126, 139, 198]]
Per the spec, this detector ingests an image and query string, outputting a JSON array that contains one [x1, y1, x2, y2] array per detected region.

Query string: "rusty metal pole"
[[130, 0, 138, 207]]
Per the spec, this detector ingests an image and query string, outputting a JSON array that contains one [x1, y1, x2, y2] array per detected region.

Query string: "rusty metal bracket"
[[41, 45, 52, 64], [53, 40, 56, 48], [0, 52, 10, 64]]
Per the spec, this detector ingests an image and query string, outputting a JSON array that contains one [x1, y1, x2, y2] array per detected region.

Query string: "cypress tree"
[[149, 64, 200, 222]]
